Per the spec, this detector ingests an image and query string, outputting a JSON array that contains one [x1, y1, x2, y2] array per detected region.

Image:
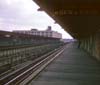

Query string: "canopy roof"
[[34, 0, 100, 39]]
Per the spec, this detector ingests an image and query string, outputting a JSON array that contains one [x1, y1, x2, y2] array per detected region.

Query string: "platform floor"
[[29, 43, 100, 85]]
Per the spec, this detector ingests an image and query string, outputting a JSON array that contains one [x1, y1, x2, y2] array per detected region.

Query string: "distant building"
[[13, 26, 62, 39], [61, 39, 75, 43]]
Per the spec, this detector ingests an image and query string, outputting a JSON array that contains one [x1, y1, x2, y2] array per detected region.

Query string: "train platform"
[[29, 43, 100, 85]]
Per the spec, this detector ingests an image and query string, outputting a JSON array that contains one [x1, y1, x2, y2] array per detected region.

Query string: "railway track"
[[0, 45, 65, 85], [0, 44, 49, 51]]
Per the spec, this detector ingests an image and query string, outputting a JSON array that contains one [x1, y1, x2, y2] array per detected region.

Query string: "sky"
[[0, 0, 73, 39]]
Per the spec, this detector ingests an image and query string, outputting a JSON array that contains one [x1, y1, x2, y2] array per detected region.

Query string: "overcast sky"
[[0, 0, 73, 39]]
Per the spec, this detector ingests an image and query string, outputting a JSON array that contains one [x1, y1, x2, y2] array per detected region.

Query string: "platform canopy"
[[33, 0, 100, 39]]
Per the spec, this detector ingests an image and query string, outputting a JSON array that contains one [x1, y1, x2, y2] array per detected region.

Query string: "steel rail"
[[0, 45, 65, 85]]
